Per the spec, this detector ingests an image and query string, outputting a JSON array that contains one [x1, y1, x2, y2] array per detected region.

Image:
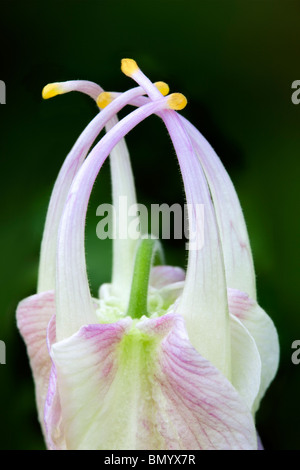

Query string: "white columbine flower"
[[17, 59, 279, 450]]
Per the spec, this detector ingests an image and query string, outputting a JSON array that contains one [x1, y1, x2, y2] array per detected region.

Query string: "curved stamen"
[[56, 96, 174, 341]]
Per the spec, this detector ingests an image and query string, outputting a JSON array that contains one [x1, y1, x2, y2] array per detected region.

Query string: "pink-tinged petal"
[[51, 319, 132, 450], [141, 315, 257, 449], [150, 265, 185, 289], [228, 288, 279, 412], [51, 314, 257, 450], [124, 62, 231, 380], [16, 291, 55, 439], [44, 362, 65, 450], [56, 97, 171, 340], [43, 315, 66, 450]]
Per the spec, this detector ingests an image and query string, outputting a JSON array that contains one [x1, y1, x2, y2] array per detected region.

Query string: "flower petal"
[[42, 314, 67, 450], [149, 265, 185, 289], [230, 314, 261, 412], [51, 314, 257, 450], [44, 361, 65, 450], [16, 291, 55, 438], [228, 288, 279, 412]]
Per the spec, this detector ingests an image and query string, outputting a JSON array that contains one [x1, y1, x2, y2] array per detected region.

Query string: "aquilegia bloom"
[[17, 59, 279, 450]]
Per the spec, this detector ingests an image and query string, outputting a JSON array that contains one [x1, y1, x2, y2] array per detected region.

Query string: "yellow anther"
[[121, 58, 139, 77], [167, 93, 188, 111], [42, 83, 63, 100], [154, 81, 169, 96], [96, 92, 113, 109]]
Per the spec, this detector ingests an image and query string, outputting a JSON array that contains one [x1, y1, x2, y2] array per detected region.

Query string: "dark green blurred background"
[[0, 0, 299, 450]]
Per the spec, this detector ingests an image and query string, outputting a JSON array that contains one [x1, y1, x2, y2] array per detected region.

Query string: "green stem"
[[127, 237, 163, 319]]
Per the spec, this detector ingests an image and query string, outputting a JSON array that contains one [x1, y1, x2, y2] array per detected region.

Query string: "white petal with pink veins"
[[51, 314, 257, 450], [16, 291, 55, 438], [228, 288, 279, 412]]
